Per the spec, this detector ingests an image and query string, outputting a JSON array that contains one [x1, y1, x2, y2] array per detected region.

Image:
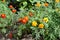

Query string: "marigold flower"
[[2, 0, 5, 2], [35, 2, 41, 7], [43, 18, 48, 23], [55, 0, 59, 3], [32, 21, 37, 26], [38, 24, 44, 28], [44, 3, 49, 7]]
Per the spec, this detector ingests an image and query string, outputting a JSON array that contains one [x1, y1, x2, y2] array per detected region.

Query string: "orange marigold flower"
[[44, 3, 49, 7], [38, 24, 44, 28], [2, 0, 5, 2]]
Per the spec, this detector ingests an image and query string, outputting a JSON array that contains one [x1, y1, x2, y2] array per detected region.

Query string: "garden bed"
[[0, 0, 60, 40]]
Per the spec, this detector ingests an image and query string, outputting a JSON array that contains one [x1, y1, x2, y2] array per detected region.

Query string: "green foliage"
[[0, 0, 60, 40], [0, 2, 14, 27]]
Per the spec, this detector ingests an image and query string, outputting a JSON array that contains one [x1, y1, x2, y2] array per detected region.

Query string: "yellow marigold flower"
[[35, 2, 41, 7], [38, 24, 44, 28], [32, 21, 37, 26], [43, 18, 48, 23], [55, 0, 59, 3]]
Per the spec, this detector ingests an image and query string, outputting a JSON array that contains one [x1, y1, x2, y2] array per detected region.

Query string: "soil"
[[0, 34, 34, 40]]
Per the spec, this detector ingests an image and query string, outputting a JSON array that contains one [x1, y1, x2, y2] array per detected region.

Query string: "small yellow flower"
[[38, 24, 44, 28], [55, 0, 59, 3], [35, 2, 41, 7], [43, 18, 48, 23], [32, 21, 37, 26]]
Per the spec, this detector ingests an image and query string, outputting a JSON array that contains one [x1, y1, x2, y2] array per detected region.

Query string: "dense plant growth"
[[0, 0, 60, 40]]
